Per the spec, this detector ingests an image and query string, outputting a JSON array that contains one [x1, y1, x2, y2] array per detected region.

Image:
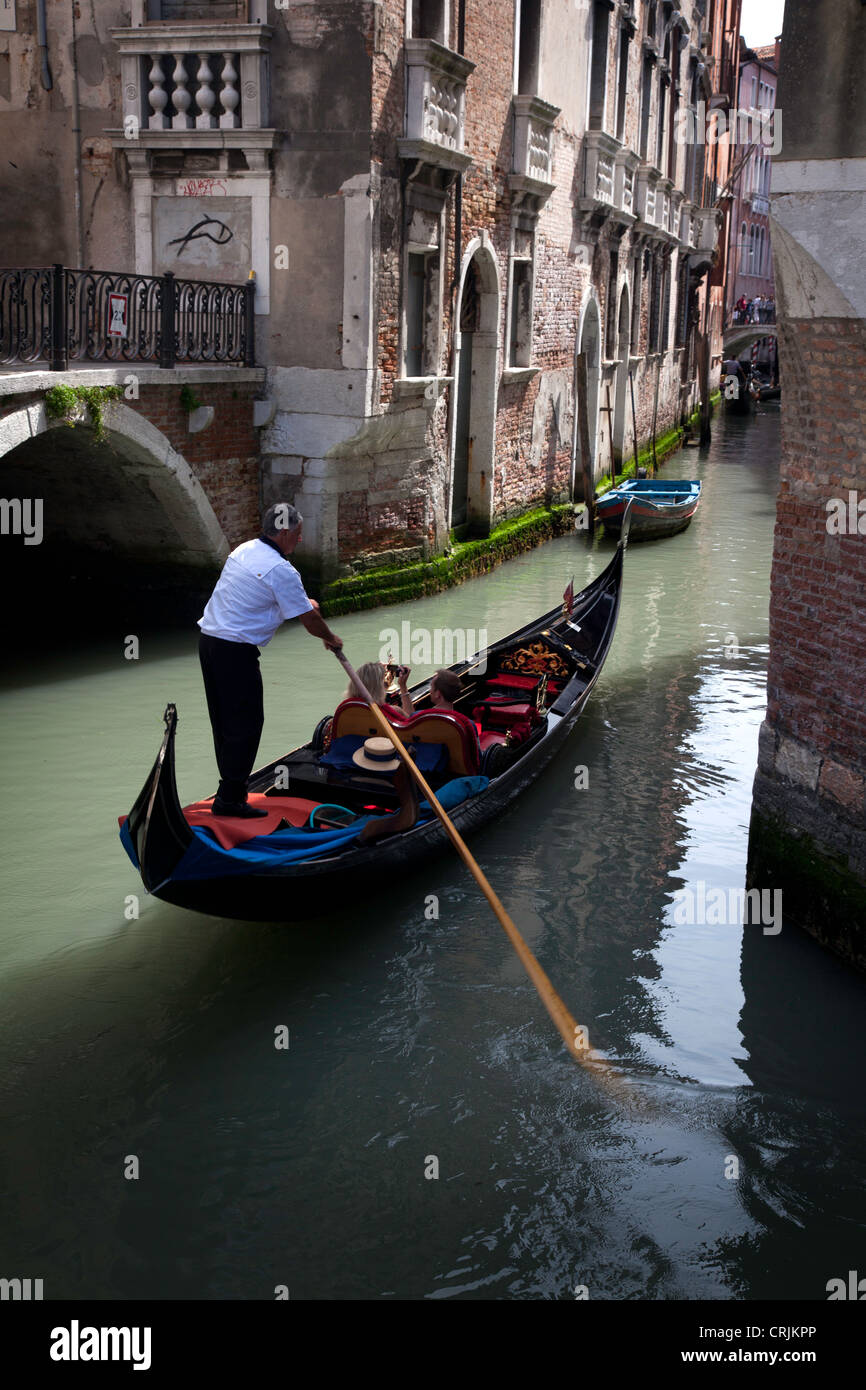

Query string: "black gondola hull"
[[121, 534, 628, 922]]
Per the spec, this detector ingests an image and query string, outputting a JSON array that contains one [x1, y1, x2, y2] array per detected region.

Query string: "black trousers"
[[199, 633, 264, 803]]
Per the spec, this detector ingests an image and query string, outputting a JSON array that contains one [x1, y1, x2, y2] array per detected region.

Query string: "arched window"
[[739, 221, 748, 273]]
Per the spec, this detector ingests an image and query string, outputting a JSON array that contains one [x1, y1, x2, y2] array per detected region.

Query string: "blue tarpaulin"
[[321, 734, 448, 775], [119, 775, 489, 883]]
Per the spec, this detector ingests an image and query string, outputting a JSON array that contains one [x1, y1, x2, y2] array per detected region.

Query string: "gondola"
[[119, 508, 631, 921], [721, 371, 755, 414], [595, 478, 700, 541]]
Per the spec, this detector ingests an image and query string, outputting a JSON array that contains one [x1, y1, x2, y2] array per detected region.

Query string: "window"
[[588, 0, 611, 130], [606, 248, 619, 352], [639, 53, 653, 159], [404, 250, 440, 377], [159, 1, 244, 17], [631, 252, 644, 349], [517, 0, 542, 96], [674, 260, 689, 348], [749, 224, 756, 274], [659, 256, 671, 352], [509, 258, 533, 367], [739, 221, 748, 273], [648, 254, 661, 351], [411, 0, 447, 44], [614, 26, 630, 142], [656, 78, 667, 170], [751, 75, 757, 107]]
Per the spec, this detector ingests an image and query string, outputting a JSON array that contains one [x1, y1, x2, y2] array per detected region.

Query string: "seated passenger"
[[343, 660, 414, 720], [428, 669, 463, 712]]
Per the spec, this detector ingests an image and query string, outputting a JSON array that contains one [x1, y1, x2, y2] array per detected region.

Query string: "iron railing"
[[0, 264, 255, 370]]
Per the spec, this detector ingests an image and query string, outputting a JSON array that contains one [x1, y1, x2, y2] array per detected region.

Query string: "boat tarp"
[[119, 775, 489, 883]]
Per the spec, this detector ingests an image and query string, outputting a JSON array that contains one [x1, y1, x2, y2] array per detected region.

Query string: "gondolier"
[[198, 502, 343, 818]]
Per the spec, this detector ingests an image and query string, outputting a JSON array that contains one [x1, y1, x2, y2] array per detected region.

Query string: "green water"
[[1, 405, 864, 1300]]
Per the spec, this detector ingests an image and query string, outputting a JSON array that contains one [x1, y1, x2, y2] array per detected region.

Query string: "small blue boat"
[[595, 478, 701, 541]]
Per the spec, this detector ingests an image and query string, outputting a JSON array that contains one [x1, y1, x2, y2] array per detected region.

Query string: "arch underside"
[[0, 409, 228, 636]]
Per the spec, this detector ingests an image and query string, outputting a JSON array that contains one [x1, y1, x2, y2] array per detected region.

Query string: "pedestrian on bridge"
[[197, 502, 343, 818]]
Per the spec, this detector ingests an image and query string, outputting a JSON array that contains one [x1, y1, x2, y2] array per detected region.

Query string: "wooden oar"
[[333, 649, 600, 1070]]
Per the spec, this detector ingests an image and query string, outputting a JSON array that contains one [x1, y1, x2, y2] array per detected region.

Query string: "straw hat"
[[352, 736, 401, 773]]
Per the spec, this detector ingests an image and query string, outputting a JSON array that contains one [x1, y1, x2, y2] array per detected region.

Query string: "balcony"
[[109, 21, 276, 164], [708, 54, 736, 110], [580, 131, 618, 211], [634, 163, 661, 232], [397, 39, 475, 178], [510, 96, 559, 197], [750, 194, 770, 216], [690, 206, 721, 271]]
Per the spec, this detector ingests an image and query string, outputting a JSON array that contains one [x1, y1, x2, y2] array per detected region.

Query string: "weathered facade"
[[726, 35, 778, 323], [748, 0, 866, 967], [0, 0, 739, 590]]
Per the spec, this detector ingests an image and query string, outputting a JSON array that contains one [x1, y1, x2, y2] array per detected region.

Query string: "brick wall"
[[766, 316, 866, 782]]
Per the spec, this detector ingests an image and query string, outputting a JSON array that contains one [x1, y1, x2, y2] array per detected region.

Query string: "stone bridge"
[[0, 364, 264, 627], [723, 324, 779, 356]]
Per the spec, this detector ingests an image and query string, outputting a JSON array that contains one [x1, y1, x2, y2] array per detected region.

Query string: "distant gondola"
[[595, 479, 701, 542], [118, 509, 632, 921]]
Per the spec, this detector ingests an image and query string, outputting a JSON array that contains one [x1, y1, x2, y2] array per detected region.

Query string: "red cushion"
[[486, 673, 539, 692], [479, 730, 507, 751], [473, 699, 540, 731]]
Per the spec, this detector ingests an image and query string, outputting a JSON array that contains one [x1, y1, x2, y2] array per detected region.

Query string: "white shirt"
[[198, 538, 314, 647]]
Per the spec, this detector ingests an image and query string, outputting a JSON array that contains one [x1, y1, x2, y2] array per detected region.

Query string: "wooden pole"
[[697, 327, 712, 445], [334, 650, 601, 1070], [629, 369, 639, 474], [651, 357, 661, 472], [575, 351, 595, 528]]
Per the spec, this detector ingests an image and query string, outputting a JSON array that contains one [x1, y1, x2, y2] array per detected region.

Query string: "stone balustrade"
[[398, 39, 475, 175], [111, 22, 273, 143]]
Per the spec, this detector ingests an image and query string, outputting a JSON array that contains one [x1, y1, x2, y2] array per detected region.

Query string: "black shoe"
[[211, 797, 269, 819]]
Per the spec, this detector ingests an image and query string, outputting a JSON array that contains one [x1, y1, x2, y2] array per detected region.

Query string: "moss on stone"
[[747, 808, 866, 971], [44, 383, 123, 445], [320, 503, 574, 615]]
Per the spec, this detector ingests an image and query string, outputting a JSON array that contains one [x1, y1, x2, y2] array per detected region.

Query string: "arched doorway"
[[612, 285, 631, 467], [575, 296, 601, 493], [450, 241, 500, 533]]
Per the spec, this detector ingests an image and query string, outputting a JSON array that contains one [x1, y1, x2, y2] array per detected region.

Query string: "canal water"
[[1, 404, 864, 1301]]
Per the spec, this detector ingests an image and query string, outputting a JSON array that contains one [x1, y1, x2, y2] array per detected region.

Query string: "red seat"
[[472, 698, 541, 732], [479, 730, 507, 752]]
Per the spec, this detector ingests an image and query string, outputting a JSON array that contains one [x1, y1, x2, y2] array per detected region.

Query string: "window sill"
[[392, 375, 453, 401], [500, 366, 540, 384]]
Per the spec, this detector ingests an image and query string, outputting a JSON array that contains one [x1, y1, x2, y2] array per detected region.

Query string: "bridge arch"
[[723, 325, 779, 357], [0, 397, 229, 635]]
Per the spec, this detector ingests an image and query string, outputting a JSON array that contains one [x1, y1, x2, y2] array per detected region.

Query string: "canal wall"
[[747, 0, 866, 969]]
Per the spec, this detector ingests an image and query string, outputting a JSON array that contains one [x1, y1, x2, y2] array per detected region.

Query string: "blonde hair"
[[344, 661, 387, 704]]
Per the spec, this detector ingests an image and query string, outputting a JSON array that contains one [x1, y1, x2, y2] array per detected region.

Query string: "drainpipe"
[[450, 0, 466, 308], [69, 0, 86, 268], [36, 0, 53, 90]]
